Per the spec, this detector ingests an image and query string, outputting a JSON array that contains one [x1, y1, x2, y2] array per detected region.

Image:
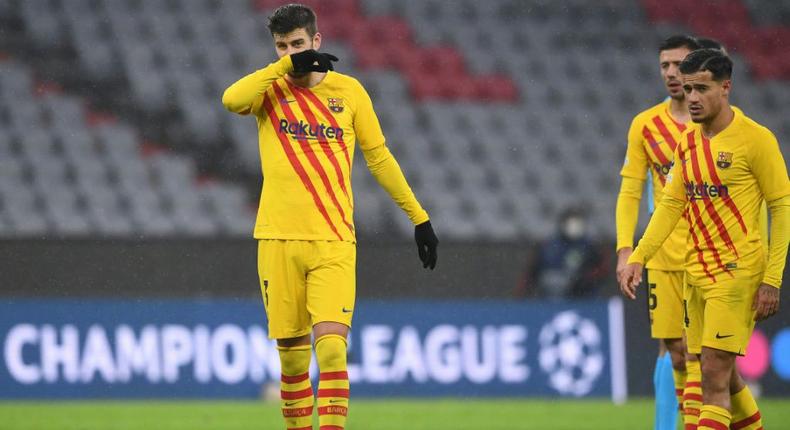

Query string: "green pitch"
[[2, 398, 790, 429]]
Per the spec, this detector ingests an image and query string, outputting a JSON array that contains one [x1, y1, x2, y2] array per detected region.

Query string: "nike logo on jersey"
[[342, 307, 353, 313], [649, 140, 664, 148], [280, 98, 296, 104], [715, 332, 734, 339], [329, 399, 346, 404], [284, 401, 299, 406]]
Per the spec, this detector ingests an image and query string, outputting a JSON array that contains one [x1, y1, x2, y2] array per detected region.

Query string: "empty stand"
[[0, 59, 255, 237], [5, 0, 790, 241]]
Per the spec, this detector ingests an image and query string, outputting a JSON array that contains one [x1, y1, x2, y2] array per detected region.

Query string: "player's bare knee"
[[701, 349, 734, 393]]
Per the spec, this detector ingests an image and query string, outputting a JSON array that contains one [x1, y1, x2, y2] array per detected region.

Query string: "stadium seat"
[[5, 0, 789, 242]]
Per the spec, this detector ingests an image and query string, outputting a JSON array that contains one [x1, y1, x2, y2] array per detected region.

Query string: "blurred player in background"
[[621, 48, 789, 430], [616, 34, 700, 430], [222, 4, 438, 429]]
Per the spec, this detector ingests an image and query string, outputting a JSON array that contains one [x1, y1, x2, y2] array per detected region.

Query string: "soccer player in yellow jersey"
[[621, 49, 790, 430], [222, 5, 438, 429], [616, 35, 700, 429]]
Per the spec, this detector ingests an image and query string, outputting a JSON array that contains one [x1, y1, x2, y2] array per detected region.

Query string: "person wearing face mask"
[[517, 207, 607, 300]]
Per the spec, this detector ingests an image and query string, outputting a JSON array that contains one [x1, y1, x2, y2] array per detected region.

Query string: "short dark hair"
[[696, 37, 725, 52], [659, 35, 700, 52], [679, 48, 733, 81], [267, 4, 317, 37]]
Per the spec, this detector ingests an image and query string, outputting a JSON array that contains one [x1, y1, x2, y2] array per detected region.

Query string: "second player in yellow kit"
[[621, 98, 690, 339], [616, 36, 702, 427]]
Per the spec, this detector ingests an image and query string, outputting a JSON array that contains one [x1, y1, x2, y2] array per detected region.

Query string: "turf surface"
[[2, 398, 789, 429]]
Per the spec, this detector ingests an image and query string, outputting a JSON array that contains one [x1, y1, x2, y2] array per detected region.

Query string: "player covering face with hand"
[[222, 4, 438, 429], [620, 49, 789, 430]]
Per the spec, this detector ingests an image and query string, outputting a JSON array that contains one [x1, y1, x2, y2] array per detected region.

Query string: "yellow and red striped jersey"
[[662, 108, 790, 285], [223, 56, 428, 242], [621, 99, 689, 270]]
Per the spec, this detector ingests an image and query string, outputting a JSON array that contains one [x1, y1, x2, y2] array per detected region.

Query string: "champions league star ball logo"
[[538, 311, 604, 396]]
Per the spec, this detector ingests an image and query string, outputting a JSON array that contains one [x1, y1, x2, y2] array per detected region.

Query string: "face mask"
[[563, 217, 586, 240]]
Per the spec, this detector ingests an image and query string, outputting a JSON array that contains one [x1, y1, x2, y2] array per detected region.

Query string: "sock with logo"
[[315, 334, 349, 430], [730, 385, 762, 430], [683, 359, 703, 429], [278, 344, 314, 430], [672, 364, 687, 420], [698, 404, 731, 429]]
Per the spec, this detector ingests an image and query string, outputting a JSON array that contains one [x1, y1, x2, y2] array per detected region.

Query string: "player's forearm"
[[221, 56, 293, 114], [759, 199, 769, 250], [615, 176, 644, 251], [362, 144, 429, 225], [628, 194, 686, 265], [763, 195, 790, 288]]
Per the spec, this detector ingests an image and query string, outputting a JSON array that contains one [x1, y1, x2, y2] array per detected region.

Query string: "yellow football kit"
[[258, 240, 355, 339], [223, 55, 429, 338], [630, 108, 790, 354], [618, 99, 689, 338]]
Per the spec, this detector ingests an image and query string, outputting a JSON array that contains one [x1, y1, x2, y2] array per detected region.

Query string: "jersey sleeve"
[[350, 80, 386, 151], [628, 193, 687, 265], [751, 130, 790, 288], [362, 145, 429, 225], [222, 56, 293, 116], [615, 176, 644, 251], [620, 116, 649, 180], [764, 196, 789, 288], [750, 130, 790, 203], [350, 79, 428, 225]]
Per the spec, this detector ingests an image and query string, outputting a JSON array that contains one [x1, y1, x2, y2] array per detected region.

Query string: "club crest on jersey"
[[716, 151, 733, 169], [327, 97, 344, 113]]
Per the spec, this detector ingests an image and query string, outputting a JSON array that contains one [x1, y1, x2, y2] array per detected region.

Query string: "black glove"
[[414, 221, 438, 270], [290, 49, 339, 73]]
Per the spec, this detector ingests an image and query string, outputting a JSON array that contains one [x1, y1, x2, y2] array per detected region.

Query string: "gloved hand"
[[290, 49, 339, 73], [414, 221, 438, 270]]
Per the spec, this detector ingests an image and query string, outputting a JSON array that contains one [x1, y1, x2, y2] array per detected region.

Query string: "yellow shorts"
[[646, 270, 685, 339], [257, 239, 356, 340], [684, 273, 761, 355]]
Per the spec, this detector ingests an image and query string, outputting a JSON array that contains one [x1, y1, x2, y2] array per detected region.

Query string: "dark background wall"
[[0, 239, 538, 299]]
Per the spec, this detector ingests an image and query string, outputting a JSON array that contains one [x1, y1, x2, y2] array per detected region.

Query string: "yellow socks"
[[315, 334, 349, 430], [673, 367, 687, 414], [683, 360, 702, 429], [698, 405, 731, 429], [278, 344, 314, 430], [730, 386, 762, 430]]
